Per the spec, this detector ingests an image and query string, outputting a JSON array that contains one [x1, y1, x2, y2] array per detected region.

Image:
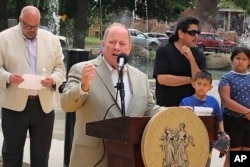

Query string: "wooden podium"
[[86, 115, 218, 167]]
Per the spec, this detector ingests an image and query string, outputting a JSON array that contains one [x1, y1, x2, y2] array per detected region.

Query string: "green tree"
[[60, 0, 195, 23], [2, 0, 196, 47], [219, 0, 250, 14], [59, 0, 195, 48], [136, 0, 195, 22]]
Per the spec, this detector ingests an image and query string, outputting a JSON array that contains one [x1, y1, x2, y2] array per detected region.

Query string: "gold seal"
[[141, 107, 209, 167]]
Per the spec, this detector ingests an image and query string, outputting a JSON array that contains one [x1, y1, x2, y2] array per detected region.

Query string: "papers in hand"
[[18, 74, 46, 90], [193, 106, 213, 116]]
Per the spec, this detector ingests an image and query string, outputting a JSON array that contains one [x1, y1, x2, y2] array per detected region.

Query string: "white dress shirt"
[[24, 36, 38, 96]]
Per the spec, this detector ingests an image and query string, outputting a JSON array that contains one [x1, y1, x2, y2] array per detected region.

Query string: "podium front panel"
[[141, 107, 209, 167]]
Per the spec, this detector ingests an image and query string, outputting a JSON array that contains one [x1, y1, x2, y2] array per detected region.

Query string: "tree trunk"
[[0, 0, 8, 31], [73, 0, 88, 48], [16, 0, 26, 20]]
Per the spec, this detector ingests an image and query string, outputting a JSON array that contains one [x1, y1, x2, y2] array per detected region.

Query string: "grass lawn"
[[85, 36, 101, 49]]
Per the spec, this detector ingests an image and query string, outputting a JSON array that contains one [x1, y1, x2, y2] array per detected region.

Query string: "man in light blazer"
[[60, 23, 164, 167], [0, 6, 65, 167]]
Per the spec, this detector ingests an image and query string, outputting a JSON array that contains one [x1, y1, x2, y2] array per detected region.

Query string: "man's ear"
[[129, 42, 133, 52], [178, 29, 183, 38]]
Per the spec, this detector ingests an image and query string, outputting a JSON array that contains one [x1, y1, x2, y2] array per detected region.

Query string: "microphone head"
[[117, 53, 128, 64]]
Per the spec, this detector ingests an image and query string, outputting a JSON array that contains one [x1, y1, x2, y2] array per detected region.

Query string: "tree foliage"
[[136, 0, 195, 22], [59, 0, 196, 23], [0, 0, 8, 31], [219, 0, 250, 14], [2, 0, 196, 47]]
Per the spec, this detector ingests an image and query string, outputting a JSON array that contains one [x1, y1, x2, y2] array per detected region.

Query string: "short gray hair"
[[102, 23, 131, 43]]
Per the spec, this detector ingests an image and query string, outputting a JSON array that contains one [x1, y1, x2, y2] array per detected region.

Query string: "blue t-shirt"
[[218, 71, 250, 118], [179, 95, 223, 121]]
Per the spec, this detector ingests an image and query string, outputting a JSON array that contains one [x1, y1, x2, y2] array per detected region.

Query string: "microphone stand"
[[116, 69, 125, 117]]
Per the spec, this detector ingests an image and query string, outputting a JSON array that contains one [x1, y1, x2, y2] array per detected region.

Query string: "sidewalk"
[[0, 80, 225, 166]]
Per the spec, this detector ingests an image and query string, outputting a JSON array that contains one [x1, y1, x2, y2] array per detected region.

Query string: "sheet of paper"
[[18, 74, 45, 90], [194, 106, 213, 116]]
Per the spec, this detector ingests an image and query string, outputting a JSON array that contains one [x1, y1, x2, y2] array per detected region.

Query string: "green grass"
[[85, 36, 101, 49]]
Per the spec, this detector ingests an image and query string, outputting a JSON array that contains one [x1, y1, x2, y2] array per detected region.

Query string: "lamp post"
[[93, 0, 103, 39], [133, 0, 138, 24], [145, 0, 148, 32], [99, 0, 103, 39]]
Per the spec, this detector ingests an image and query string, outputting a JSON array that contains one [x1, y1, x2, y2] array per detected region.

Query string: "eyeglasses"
[[185, 30, 201, 37], [21, 19, 39, 30]]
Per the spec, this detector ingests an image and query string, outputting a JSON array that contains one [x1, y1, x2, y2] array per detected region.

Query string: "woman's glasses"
[[185, 30, 201, 37]]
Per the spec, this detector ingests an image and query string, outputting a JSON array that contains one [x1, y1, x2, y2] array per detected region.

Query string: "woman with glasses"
[[153, 16, 207, 107]]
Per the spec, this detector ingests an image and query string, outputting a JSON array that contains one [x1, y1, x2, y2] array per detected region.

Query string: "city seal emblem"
[[141, 107, 209, 167]]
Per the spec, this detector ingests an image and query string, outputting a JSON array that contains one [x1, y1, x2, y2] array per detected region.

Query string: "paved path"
[[0, 80, 225, 166]]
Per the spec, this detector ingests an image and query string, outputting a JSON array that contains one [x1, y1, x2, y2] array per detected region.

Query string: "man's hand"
[[41, 76, 54, 87], [81, 64, 96, 92], [9, 73, 24, 84], [180, 46, 195, 61]]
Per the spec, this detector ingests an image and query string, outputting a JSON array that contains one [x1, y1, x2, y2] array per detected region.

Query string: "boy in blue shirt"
[[179, 70, 229, 167]]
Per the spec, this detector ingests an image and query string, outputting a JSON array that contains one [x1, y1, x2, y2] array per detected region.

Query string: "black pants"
[[1, 98, 55, 167]]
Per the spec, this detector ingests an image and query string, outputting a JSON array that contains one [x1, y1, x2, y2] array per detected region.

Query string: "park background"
[[1, 0, 250, 166]]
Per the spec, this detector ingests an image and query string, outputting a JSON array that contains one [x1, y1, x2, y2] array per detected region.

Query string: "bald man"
[[0, 6, 65, 167]]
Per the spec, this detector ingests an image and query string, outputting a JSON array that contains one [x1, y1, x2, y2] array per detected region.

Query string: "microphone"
[[116, 53, 128, 117], [117, 53, 128, 71]]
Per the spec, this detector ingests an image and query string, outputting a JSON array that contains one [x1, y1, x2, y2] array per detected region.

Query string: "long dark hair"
[[230, 47, 250, 68], [169, 16, 200, 43], [230, 47, 250, 61]]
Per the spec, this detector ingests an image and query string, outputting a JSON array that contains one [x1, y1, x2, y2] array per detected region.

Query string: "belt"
[[28, 95, 39, 100]]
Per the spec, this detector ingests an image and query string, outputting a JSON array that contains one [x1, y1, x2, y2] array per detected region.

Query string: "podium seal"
[[141, 107, 209, 167]]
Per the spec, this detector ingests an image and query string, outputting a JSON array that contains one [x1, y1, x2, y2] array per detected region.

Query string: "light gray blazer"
[[0, 25, 65, 113], [60, 55, 163, 167]]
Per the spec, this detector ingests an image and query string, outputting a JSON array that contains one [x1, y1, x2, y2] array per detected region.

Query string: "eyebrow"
[[22, 19, 39, 28]]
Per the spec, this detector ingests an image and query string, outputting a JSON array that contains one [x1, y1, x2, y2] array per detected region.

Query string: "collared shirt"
[[24, 36, 38, 96], [78, 57, 132, 113], [103, 58, 132, 113]]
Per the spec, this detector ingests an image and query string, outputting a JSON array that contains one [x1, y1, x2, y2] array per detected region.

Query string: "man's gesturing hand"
[[81, 64, 96, 92]]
